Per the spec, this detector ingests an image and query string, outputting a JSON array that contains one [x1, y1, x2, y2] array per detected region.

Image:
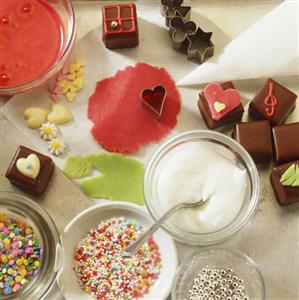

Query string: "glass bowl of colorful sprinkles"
[[172, 247, 265, 300], [0, 191, 61, 299], [58, 201, 178, 300]]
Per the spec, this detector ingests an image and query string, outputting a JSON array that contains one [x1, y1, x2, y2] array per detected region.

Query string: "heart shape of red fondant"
[[141, 85, 166, 119], [204, 83, 241, 121]]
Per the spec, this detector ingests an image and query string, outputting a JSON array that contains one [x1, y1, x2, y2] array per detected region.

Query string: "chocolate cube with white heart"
[[198, 81, 244, 129], [5, 145, 55, 195]]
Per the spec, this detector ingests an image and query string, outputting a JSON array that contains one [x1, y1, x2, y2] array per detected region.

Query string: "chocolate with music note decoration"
[[249, 78, 297, 126]]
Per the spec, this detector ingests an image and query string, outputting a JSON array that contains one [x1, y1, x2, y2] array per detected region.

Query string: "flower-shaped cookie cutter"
[[169, 16, 197, 52], [160, 0, 191, 27], [187, 27, 214, 64]]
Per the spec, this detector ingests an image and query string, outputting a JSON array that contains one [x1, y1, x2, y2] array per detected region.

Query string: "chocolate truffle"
[[102, 4, 139, 49], [5, 145, 55, 195], [270, 160, 299, 206], [272, 122, 299, 164], [232, 120, 273, 163], [249, 78, 297, 126], [198, 81, 244, 129]]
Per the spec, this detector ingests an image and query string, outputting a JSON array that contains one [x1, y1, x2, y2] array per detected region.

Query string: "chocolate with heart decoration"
[[198, 81, 244, 129], [5, 145, 55, 195], [141, 85, 167, 119]]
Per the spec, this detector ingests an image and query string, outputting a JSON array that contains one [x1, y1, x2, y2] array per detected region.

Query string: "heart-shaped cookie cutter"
[[140, 85, 167, 119]]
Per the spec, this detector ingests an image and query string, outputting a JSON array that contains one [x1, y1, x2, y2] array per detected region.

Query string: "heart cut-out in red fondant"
[[141, 85, 166, 119], [204, 83, 241, 121]]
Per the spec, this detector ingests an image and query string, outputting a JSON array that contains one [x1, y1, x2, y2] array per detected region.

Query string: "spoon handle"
[[122, 202, 184, 257]]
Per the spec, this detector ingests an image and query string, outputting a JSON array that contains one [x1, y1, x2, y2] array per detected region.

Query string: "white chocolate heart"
[[214, 101, 226, 113], [47, 103, 72, 125], [16, 154, 40, 179], [24, 107, 49, 129]]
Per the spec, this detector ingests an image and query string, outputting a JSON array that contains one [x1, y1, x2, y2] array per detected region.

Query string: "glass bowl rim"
[[171, 246, 266, 300], [0, 0, 76, 95], [0, 191, 61, 299], [144, 130, 260, 245]]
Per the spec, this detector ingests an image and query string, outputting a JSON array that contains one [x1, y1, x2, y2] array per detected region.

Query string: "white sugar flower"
[[40, 122, 58, 140], [48, 137, 66, 156]]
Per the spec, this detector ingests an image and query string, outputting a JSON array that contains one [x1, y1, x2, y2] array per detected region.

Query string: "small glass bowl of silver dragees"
[[172, 247, 265, 300]]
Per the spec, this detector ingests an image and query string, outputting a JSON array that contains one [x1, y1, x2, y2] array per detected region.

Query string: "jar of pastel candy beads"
[[0, 192, 61, 299]]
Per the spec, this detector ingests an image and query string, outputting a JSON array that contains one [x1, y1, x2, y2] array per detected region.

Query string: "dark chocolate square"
[[270, 160, 299, 206], [198, 81, 244, 129], [232, 120, 273, 163], [102, 4, 139, 49], [272, 122, 299, 164], [5, 145, 55, 195], [249, 78, 297, 126]]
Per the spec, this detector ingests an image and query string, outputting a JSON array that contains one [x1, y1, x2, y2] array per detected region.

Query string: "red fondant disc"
[[88, 63, 181, 153]]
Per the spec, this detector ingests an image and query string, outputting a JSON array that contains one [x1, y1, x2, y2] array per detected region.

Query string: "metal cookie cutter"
[[160, 0, 191, 27], [169, 16, 197, 52], [140, 85, 167, 119], [187, 27, 214, 64]]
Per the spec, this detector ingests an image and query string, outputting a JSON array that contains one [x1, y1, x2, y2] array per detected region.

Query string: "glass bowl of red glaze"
[[0, 0, 76, 95]]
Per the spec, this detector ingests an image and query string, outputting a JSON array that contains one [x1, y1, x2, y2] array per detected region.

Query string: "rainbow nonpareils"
[[0, 215, 42, 296], [73, 217, 161, 299]]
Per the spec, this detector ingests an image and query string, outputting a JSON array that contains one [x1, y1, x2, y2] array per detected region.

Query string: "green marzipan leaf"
[[292, 166, 299, 187], [80, 153, 144, 205], [280, 164, 299, 187], [63, 156, 92, 179]]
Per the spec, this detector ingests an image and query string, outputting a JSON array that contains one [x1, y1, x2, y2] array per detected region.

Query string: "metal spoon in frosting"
[[122, 197, 210, 258]]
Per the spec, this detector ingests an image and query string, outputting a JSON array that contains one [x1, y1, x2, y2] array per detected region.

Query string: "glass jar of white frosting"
[[144, 130, 260, 246]]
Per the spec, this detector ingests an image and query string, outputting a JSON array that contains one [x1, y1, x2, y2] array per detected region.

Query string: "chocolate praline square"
[[272, 122, 299, 164], [249, 78, 297, 126], [232, 120, 273, 163], [102, 4, 139, 49], [270, 160, 299, 206], [198, 81, 244, 129], [5, 145, 55, 195]]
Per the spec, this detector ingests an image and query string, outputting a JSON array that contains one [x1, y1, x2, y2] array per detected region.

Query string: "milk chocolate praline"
[[198, 81, 244, 129], [270, 160, 299, 206], [5, 145, 54, 195]]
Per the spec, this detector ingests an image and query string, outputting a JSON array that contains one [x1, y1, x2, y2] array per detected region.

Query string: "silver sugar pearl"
[[110, 21, 119, 29], [222, 279, 227, 284]]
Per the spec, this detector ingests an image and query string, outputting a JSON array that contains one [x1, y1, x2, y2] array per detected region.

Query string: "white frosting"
[[157, 141, 249, 233]]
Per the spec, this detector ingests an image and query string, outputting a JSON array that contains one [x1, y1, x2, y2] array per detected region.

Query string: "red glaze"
[[0, 0, 63, 87]]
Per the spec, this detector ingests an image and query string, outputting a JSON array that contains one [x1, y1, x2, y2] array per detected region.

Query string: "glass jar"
[[0, 0, 76, 95], [172, 247, 265, 299], [144, 130, 260, 245], [0, 192, 61, 299]]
